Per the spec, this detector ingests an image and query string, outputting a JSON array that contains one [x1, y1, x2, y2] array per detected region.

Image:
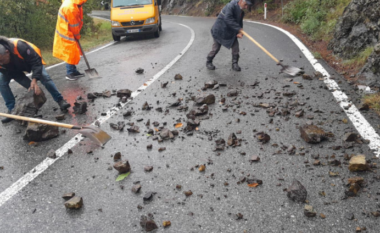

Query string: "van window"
[[113, 0, 153, 7]]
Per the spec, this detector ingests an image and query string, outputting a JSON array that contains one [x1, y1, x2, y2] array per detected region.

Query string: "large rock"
[[287, 179, 307, 203], [194, 93, 215, 105], [24, 122, 59, 141], [329, 0, 380, 85], [14, 89, 46, 117], [159, 128, 174, 139], [348, 155, 368, 172], [299, 124, 327, 144], [358, 45, 380, 85], [117, 89, 132, 98], [64, 196, 83, 209], [186, 104, 208, 118], [328, 0, 380, 59], [113, 160, 131, 173]]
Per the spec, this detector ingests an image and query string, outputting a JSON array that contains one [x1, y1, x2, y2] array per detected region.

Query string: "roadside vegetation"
[[42, 18, 112, 66], [363, 94, 380, 115], [0, 0, 111, 66], [282, 0, 351, 41]]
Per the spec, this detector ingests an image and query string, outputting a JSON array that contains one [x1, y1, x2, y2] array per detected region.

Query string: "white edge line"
[[21, 15, 116, 79], [0, 23, 195, 207], [245, 20, 380, 157]]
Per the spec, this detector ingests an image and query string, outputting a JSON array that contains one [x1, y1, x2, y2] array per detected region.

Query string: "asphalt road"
[[0, 12, 380, 232]]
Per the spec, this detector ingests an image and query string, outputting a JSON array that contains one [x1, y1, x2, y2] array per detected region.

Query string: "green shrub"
[[283, 0, 351, 40], [344, 47, 374, 67], [0, 0, 97, 49]]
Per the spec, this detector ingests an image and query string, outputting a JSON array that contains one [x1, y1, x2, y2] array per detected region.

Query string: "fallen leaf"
[[342, 118, 348, 124], [195, 127, 199, 131], [175, 123, 183, 128], [28, 141, 37, 145], [199, 165, 206, 172], [247, 183, 259, 188], [163, 221, 171, 227], [116, 172, 130, 181], [293, 82, 300, 84], [146, 134, 152, 137], [143, 83, 148, 86], [154, 128, 159, 132]]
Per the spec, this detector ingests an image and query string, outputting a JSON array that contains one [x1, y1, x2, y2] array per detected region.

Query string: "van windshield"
[[113, 0, 152, 7]]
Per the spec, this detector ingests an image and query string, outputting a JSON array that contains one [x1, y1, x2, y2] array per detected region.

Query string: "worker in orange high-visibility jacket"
[[53, 0, 87, 81], [0, 36, 71, 124]]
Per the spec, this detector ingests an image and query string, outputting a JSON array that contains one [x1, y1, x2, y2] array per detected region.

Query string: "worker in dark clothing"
[[206, 0, 252, 71], [0, 36, 70, 123]]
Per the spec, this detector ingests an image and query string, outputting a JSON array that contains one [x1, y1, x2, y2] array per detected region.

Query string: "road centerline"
[[0, 22, 195, 208]]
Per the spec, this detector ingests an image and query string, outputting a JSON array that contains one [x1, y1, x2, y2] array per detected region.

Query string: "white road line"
[[0, 23, 195, 208], [43, 41, 117, 71], [246, 20, 380, 157], [22, 15, 116, 79]]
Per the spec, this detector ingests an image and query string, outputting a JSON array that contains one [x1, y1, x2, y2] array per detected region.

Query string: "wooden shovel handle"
[[0, 112, 80, 130], [241, 30, 280, 64], [76, 40, 92, 70]]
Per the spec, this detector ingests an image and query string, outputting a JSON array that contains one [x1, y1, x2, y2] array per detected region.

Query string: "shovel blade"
[[85, 68, 101, 79], [79, 126, 111, 146], [279, 63, 304, 77]]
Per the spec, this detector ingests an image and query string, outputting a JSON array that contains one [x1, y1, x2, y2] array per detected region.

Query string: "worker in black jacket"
[[0, 36, 70, 123], [207, 0, 252, 71]]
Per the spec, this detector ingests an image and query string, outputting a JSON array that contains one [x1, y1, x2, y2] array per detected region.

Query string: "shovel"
[[76, 40, 101, 79], [241, 30, 303, 76], [0, 112, 111, 146]]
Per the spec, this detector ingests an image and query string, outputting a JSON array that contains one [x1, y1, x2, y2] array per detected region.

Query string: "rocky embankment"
[[328, 0, 380, 85]]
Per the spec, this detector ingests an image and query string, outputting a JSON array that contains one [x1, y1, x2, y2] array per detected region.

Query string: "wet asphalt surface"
[[1, 12, 380, 232]]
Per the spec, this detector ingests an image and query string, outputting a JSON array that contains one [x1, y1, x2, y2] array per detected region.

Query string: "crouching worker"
[[0, 36, 70, 123]]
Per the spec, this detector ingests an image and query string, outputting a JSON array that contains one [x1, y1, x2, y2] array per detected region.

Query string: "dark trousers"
[[0, 66, 63, 111], [208, 39, 240, 58]]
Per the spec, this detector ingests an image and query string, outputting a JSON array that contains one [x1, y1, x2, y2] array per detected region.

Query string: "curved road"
[[0, 12, 379, 232]]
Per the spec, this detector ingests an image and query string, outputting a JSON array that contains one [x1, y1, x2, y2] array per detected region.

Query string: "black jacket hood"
[[0, 36, 14, 52]]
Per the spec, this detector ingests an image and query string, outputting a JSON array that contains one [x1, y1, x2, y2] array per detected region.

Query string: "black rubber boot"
[[206, 56, 216, 70], [232, 55, 241, 72], [58, 99, 71, 111], [1, 109, 14, 124]]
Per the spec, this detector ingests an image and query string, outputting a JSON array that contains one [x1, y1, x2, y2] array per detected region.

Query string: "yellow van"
[[110, 0, 162, 41]]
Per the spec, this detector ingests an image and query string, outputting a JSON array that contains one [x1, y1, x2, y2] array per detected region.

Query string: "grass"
[[312, 51, 322, 59], [41, 18, 112, 66], [343, 47, 374, 67], [282, 0, 351, 41], [363, 94, 380, 114]]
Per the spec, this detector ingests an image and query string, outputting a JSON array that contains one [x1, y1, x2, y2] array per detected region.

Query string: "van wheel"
[[154, 29, 160, 38], [112, 34, 121, 41], [159, 23, 162, 31]]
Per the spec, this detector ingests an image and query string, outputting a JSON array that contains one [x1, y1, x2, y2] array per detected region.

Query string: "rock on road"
[[0, 12, 380, 232]]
